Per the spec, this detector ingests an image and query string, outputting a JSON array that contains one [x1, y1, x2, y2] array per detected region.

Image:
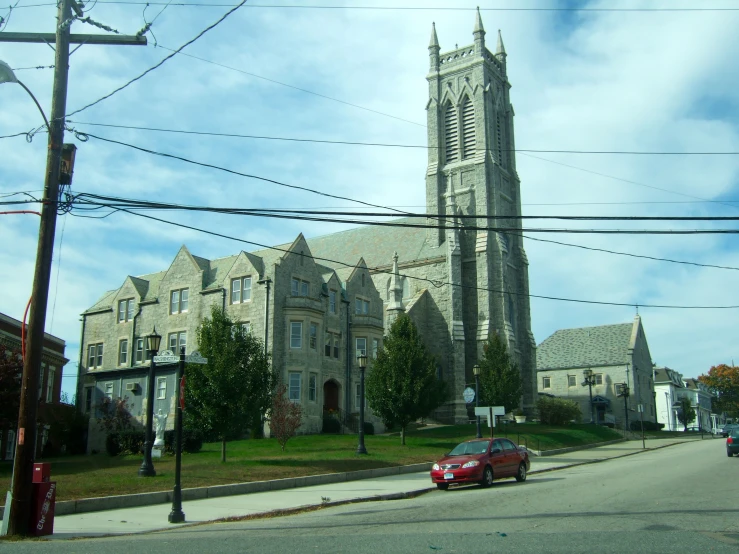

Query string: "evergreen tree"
[[478, 332, 523, 413], [365, 314, 447, 445]]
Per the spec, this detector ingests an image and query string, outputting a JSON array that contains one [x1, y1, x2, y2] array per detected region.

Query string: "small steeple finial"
[[496, 29, 506, 56], [473, 6, 485, 35], [429, 22, 439, 49]]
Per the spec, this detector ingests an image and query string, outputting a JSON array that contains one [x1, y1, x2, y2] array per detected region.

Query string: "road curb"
[[0, 462, 435, 520]]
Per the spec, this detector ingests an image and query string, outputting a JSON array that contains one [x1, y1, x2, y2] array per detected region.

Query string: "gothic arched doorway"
[[323, 379, 340, 412]]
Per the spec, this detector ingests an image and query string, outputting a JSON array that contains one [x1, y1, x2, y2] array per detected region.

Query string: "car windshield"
[[448, 441, 489, 456]]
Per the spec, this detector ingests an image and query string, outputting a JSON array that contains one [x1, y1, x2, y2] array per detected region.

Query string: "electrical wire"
[[65, 0, 248, 118], [65, 121, 739, 155], [69, 200, 739, 310], [70, 192, 739, 271]]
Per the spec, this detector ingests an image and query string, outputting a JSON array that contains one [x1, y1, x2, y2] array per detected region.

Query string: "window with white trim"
[[118, 299, 135, 322], [231, 276, 252, 304], [309, 374, 317, 402], [119, 339, 128, 366], [355, 298, 369, 315], [289, 372, 301, 402], [595, 373, 604, 386], [291, 278, 310, 297], [135, 338, 147, 364], [356, 337, 367, 359], [104, 382, 114, 400], [46, 367, 55, 403], [329, 290, 337, 313], [88, 343, 103, 368], [334, 336, 340, 359], [168, 332, 187, 353], [325, 334, 332, 357], [309, 323, 318, 350], [242, 322, 251, 335], [170, 288, 189, 314], [290, 322, 302, 349], [372, 338, 379, 359], [567, 375, 576, 387], [157, 377, 167, 400], [542, 376, 551, 389]]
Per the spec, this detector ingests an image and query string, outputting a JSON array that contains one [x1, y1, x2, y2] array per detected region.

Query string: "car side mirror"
[[491, 448, 502, 454]]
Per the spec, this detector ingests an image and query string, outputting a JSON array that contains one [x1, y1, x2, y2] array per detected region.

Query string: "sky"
[[1, 0, 738, 402]]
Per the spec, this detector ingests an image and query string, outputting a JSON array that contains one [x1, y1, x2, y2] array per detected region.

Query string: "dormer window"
[[291, 278, 309, 297], [118, 299, 134, 322], [170, 288, 189, 314], [231, 277, 252, 304], [355, 298, 369, 315]]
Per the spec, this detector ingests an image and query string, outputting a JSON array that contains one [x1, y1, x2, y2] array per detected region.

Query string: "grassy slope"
[[0, 423, 621, 503]]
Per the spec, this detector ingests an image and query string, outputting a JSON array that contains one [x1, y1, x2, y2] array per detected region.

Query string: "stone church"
[[77, 11, 536, 445]]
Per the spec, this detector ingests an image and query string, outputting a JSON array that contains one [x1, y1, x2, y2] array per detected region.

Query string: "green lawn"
[[0, 423, 621, 504]]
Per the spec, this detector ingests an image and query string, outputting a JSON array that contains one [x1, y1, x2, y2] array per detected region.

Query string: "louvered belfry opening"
[[461, 96, 475, 159], [444, 102, 458, 164]]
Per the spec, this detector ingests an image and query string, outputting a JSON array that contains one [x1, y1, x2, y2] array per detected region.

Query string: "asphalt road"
[[5, 439, 739, 553]]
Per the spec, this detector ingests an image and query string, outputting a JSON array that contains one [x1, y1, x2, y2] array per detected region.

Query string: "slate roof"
[[537, 321, 635, 371]]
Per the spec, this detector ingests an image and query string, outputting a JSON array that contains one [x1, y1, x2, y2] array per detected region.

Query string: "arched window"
[[507, 293, 516, 335], [444, 102, 458, 164], [401, 277, 410, 299], [461, 96, 475, 159]]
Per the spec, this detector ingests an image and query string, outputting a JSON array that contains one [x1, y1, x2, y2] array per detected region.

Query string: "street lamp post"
[[473, 364, 482, 438], [168, 346, 186, 523], [582, 369, 596, 424], [356, 354, 368, 455], [139, 328, 161, 477]]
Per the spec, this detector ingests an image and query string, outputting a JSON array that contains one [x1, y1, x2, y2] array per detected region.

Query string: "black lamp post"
[[169, 346, 186, 523], [139, 327, 161, 477], [356, 353, 368, 455], [582, 369, 596, 424], [473, 364, 482, 438]]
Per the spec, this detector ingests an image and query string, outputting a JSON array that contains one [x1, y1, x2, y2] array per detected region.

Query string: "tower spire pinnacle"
[[473, 6, 485, 52], [496, 29, 506, 56], [429, 22, 439, 49]]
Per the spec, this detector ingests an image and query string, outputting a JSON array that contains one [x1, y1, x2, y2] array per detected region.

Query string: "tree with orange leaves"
[[699, 364, 739, 418]]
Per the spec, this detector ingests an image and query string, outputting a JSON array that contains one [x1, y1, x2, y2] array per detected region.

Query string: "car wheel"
[[728, 450, 734, 457], [480, 466, 494, 488], [515, 462, 527, 482], [436, 483, 449, 491]]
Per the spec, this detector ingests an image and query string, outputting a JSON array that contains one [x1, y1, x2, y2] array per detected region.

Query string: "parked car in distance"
[[727, 430, 739, 457], [721, 424, 739, 437], [430, 438, 530, 490]]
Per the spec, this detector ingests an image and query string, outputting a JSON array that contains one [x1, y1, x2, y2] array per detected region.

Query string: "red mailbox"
[[30, 463, 55, 536], [33, 463, 51, 483]]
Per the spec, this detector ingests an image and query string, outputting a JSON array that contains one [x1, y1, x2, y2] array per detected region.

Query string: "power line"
[[69, 134, 739, 234], [14, 3, 739, 12], [70, 192, 739, 271], [66, 0, 248, 118], [66, 121, 739, 155], [69, 200, 739, 310]]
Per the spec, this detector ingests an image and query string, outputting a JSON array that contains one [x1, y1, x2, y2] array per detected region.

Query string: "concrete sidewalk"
[[43, 437, 697, 540]]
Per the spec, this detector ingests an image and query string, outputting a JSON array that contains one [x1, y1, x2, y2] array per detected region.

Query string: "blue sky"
[[1, 0, 739, 401]]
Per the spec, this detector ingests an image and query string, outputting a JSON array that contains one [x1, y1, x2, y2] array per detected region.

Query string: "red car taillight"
[[728, 437, 734, 444]]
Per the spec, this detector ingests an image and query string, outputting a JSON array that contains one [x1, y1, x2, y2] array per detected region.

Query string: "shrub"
[[163, 429, 204, 454], [363, 422, 374, 436], [322, 417, 341, 434], [536, 396, 581, 425], [630, 420, 665, 432], [105, 433, 121, 456], [117, 430, 145, 454]]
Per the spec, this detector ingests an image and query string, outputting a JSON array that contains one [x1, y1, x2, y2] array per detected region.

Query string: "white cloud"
[[1, 0, 738, 401]]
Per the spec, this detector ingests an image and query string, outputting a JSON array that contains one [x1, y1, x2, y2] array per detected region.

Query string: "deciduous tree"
[[185, 306, 275, 462], [269, 382, 302, 451], [699, 364, 739, 418], [0, 343, 22, 428], [478, 332, 523, 413], [676, 395, 696, 432], [365, 314, 447, 445]]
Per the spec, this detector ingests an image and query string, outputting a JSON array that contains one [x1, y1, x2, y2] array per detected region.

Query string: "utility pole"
[[1, 1, 145, 535]]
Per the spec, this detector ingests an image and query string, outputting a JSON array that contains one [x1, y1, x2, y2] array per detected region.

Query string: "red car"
[[430, 438, 530, 490]]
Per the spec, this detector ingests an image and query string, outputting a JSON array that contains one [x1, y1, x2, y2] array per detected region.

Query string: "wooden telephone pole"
[[0, 0, 145, 535]]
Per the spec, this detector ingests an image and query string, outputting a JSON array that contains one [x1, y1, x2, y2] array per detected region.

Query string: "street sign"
[[475, 406, 506, 427], [463, 387, 475, 404], [185, 351, 208, 365]]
